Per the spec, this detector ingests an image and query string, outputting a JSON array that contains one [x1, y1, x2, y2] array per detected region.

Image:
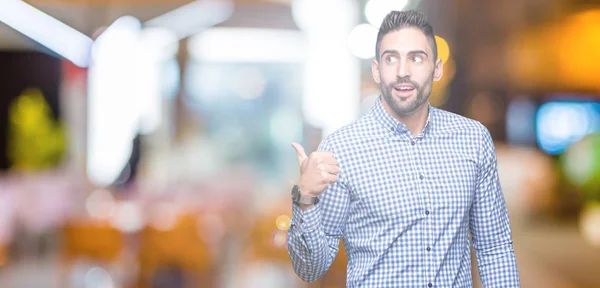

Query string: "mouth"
[[392, 84, 416, 97]]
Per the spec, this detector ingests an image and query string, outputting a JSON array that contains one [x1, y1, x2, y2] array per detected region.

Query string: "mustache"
[[393, 77, 419, 89]]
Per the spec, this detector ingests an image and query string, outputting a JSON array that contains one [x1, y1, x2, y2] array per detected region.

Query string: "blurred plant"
[[7, 88, 66, 171], [560, 133, 600, 201]]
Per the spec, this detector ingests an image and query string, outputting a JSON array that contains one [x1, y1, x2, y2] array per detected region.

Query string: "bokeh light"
[[275, 215, 291, 231], [110, 201, 144, 233], [86, 189, 116, 220], [536, 102, 600, 155], [84, 266, 115, 288], [150, 202, 179, 231], [347, 24, 378, 59], [270, 230, 287, 248], [579, 202, 600, 248], [561, 133, 600, 198], [430, 55, 455, 106], [364, 0, 409, 28], [435, 35, 450, 63]]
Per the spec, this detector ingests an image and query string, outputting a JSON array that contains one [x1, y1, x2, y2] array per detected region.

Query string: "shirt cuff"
[[291, 202, 322, 233]]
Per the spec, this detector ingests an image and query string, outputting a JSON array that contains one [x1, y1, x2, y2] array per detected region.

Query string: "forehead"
[[379, 27, 432, 55]]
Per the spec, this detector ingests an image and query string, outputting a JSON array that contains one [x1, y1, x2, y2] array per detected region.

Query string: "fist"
[[291, 142, 340, 197]]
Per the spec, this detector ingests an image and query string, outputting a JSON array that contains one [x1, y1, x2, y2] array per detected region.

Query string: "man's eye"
[[386, 56, 398, 64], [412, 56, 423, 63]]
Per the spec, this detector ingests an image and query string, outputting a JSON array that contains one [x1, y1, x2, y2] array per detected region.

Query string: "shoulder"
[[432, 107, 491, 140], [318, 112, 377, 153], [432, 107, 496, 165]]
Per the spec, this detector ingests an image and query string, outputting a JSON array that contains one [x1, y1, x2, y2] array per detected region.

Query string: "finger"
[[320, 170, 338, 183], [291, 142, 308, 166], [318, 164, 339, 175], [314, 153, 338, 165], [326, 174, 338, 184], [320, 169, 329, 181]]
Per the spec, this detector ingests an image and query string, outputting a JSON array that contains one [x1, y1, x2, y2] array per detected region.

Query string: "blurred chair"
[[235, 200, 305, 288], [242, 208, 347, 288], [137, 212, 216, 288], [60, 219, 124, 287], [246, 215, 290, 263], [0, 244, 8, 268]]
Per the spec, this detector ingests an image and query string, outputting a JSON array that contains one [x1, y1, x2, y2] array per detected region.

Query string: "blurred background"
[[0, 0, 599, 287]]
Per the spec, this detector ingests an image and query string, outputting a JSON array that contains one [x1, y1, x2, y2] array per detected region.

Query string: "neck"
[[383, 100, 430, 137]]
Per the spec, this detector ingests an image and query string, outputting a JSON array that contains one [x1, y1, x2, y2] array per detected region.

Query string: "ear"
[[371, 59, 381, 84], [433, 58, 444, 82]]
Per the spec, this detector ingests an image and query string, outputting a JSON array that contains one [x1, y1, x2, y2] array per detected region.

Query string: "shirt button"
[[428, 283, 433, 287], [411, 141, 416, 145], [419, 174, 424, 180], [425, 210, 430, 215], [426, 247, 431, 252], [390, 126, 395, 131]]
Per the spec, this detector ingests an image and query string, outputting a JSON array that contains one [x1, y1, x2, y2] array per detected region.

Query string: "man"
[[287, 10, 520, 288]]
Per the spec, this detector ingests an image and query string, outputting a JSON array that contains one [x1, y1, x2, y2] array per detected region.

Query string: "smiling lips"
[[394, 84, 415, 91], [393, 84, 416, 97]]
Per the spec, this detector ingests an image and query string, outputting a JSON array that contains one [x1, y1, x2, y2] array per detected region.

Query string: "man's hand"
[[291, 142, 339, 199]]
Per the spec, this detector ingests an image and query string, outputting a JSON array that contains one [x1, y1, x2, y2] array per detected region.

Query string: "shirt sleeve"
[[287, 138, 351, 283], [470, 125, 521, 287]]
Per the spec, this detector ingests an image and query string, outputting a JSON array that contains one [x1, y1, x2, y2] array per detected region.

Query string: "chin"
[[396, 101, 427, 114]]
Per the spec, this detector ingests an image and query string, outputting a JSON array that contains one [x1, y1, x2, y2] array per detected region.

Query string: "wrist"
[[298, 183, 313, 197], [299, 203, 314, 211], [292, 184, 318, 206]]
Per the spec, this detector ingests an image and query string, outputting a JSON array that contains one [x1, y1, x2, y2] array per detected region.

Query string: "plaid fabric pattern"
[[288, 96, 520, 287]]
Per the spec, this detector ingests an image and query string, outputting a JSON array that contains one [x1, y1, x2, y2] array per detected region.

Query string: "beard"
[[380, 74, 433, 116]]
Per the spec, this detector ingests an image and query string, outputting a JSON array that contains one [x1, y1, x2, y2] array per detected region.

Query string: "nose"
[[396, 58, 410, 78]]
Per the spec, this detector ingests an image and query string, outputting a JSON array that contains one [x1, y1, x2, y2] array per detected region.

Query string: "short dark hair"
[[375, 10, 437, 61]]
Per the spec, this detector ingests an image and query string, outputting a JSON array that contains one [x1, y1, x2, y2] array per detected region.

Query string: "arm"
[[287, 140, 350, 283], [470, 126, 520, 287]]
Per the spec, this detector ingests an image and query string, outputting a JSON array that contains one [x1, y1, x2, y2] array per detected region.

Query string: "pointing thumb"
[[291, 142, 308, 166]]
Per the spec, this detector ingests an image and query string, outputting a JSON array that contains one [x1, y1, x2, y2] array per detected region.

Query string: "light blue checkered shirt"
[[287, 96, 520, 287]]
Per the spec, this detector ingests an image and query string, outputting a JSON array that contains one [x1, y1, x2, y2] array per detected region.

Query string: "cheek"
[[412, 66, 435, 85], [379, 66, 397, 83]]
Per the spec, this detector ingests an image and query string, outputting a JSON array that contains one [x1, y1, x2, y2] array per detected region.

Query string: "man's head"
[[372, 10, 443, 117]]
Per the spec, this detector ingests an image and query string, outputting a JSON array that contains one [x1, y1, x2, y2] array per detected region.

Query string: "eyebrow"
[[381, 49, 429, 58]]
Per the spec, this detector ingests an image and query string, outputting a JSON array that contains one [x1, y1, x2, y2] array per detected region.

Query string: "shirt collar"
[[371, 95, 435, 136]]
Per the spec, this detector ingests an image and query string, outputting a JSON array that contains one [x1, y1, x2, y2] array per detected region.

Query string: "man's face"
[[372, 27, 443, 117]]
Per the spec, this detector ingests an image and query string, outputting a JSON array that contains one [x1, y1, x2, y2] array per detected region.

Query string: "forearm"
[[471, 200, 521, 287], [474, 240, 520, 287], [287, 204, 339, 282]]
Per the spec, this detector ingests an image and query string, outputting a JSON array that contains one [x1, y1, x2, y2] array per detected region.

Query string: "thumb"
[[291, 142, 308, 166]]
